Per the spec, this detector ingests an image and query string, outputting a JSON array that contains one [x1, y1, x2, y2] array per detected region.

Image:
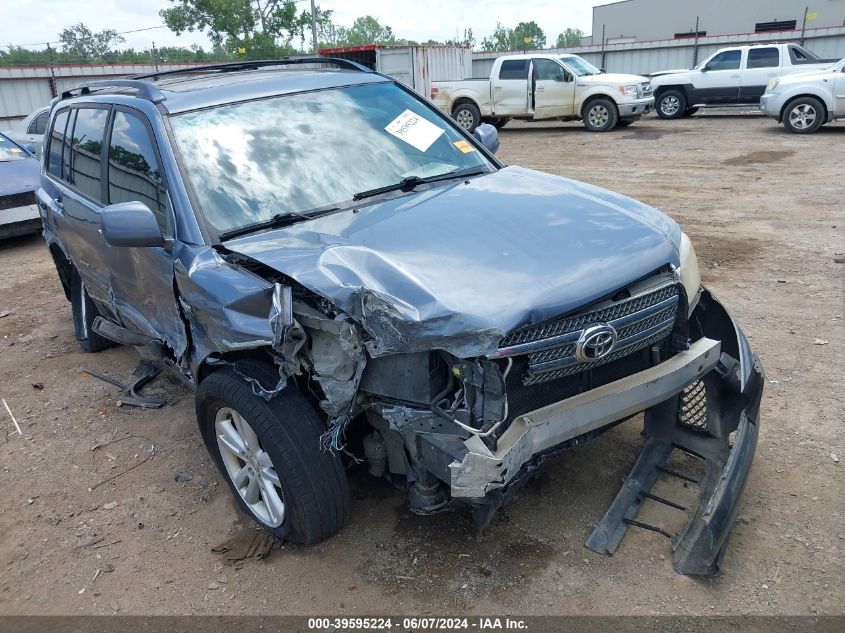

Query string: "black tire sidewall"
[[70, 269, 111, 352], [657, 90, 687, 119], [583, 98, 618, 132], [453, 103, 481, 131], [783, 97, 824, 133]]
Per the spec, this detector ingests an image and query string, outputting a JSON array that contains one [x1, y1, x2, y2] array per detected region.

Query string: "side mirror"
[[473, 123, 499, 155], [101, 201, 165, 248]]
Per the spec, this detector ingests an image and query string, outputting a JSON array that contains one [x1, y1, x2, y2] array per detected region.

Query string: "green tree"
[[513, 21, 546, 49], [160, 0, 303, 54], [445, 28, 475, 49], [480, 23, 513, 52], [58, 23, 125, 60], [341, 15, 397, 46], [556, 28, 584, 48]]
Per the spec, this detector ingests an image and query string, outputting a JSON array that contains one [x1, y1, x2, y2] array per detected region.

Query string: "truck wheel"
[[583, 98, 618, 132], [453, 103, 481, 131], [656, 90, 687, 119], [782, 97, 825, 134], [197, 365, 351, 544], [490, 117, 509, 129], [683, 107, 699, 117], [70, 269, 113, 353]]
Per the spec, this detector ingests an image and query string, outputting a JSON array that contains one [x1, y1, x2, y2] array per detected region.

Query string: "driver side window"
[[533, 59, 568, 82], [706, 50, 741, 71]]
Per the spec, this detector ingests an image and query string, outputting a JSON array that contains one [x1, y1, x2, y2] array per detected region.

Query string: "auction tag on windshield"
[[385, 109, 444, 152], [452, 140, 475, 153]]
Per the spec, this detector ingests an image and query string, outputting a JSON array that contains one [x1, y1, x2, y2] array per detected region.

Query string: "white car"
[[761, 57, 845, 133], [3, 106, 50, 158], [431, 54, 653, 132], [651, 44, 837, 119]]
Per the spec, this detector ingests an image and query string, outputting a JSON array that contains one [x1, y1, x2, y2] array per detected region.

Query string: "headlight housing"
[[679, 232, 701, 314], [619, 85, 638, 98]]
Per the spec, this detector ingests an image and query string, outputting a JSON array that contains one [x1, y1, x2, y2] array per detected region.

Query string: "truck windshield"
[[560, 56, 601, 76], [170, 82, 495, 234]]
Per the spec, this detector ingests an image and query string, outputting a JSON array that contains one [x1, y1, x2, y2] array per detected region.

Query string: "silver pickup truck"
[[431, 53, 654, 132]]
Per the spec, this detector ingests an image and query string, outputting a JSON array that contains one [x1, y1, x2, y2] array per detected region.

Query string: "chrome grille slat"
[[496, 281, 681, 386]]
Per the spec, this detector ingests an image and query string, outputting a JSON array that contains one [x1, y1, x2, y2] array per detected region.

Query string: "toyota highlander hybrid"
[[37, 58, 763, 576]]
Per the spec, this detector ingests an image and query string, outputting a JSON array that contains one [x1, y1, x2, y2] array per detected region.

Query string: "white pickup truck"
[[431, 54, 654, 132], [650, 43, 839, 119]]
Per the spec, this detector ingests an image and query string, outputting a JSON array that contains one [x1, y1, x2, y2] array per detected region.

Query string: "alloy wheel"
[[215, 407, 285, 527], [788, 103, 816, 130], [661, 95, 680, 116], [588, 104, 609, 128]]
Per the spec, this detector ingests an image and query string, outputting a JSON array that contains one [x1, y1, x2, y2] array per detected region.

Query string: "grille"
[[0, 191, 36, 212], [497, 281, 680, 386], [679, 380, 708, 432]]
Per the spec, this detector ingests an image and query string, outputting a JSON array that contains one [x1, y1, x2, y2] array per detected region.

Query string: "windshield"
[[0, 134, 29, 162], [560, 55, 601, 76], [170, 82, 495, 234]]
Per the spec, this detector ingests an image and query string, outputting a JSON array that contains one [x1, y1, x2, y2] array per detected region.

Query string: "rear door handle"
[[536, 86, 545, 91]]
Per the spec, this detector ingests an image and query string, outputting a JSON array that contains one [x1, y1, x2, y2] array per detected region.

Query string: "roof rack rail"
[[60, 79, 166, 103], [133, 56, 372, 81]]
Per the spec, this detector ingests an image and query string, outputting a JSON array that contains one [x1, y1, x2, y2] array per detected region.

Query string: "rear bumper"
[[0, 203, 41, 239], [618, 97, 655, 118]]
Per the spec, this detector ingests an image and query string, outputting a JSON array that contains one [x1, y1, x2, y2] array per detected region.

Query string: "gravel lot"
[[0, 112, 842, 617]]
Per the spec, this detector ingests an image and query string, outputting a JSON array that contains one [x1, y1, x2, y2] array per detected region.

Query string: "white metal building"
[[592, 0, 845, 43]]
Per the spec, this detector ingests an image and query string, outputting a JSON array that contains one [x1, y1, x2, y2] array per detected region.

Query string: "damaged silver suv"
[[38, 59, 763, 576]]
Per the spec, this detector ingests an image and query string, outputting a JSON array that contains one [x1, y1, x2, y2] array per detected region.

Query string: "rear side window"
[[499, 60, 529, 80], [29, 111, 49, 135], [108, 110, 169, 234], [747, 48, 779, 69], [69, 108, 109, 201], [47, 109, 70, 179], [706, 50, 741, 71]]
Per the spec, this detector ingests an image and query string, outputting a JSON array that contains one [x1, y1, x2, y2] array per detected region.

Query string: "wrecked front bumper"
[[434, 288, 763, 575]]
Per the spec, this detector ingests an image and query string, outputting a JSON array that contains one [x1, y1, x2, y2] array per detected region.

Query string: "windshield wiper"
[[219, 205, 342, 242], [353, 166, 487, 202]]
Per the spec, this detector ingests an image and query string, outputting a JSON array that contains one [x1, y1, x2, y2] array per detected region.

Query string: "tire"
[[656, 90, 687, 119], [782, 97, 825, 134], [490, 117, 509, 129], [616, 119, 634, 127], [453, 102, 481, 132], [70, 269, 113, 353], [582, 98, 618, 132], [197, 365, 351, 544], [683, 107, 699, 117]]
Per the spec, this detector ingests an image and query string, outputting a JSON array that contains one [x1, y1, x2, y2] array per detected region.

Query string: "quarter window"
[[69, 108, 109, 201], [29, 111, 49, 135], [108, 111, 169, 234], [499, 60, 529, 80], [706, 51, 741, 71], [747, 48, 779, 69], [47, 109, 69, 179]]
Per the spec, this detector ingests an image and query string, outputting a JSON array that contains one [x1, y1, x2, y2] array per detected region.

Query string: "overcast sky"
[[2, 0, 597, 50]]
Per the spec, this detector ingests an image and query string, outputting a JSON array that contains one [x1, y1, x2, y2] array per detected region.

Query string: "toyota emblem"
[[575, 324, 618, 362]]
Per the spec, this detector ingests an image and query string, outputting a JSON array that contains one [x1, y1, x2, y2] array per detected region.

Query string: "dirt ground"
[[0, 112, 842, 618]]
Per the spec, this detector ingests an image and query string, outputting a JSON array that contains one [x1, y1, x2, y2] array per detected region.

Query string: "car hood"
[[0, 156, 40, 197], [578, 73, 649, 86], [224, 166, 682, 358]]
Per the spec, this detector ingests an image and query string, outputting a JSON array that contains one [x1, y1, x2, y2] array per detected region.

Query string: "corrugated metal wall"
[[0, 63, 206, 126], [377, 46, 472, 97], [472, 25, 845, 78]]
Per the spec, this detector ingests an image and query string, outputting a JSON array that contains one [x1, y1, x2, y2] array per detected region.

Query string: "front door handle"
[[494, 86, 503, 90], [536, 86, 545, 91]]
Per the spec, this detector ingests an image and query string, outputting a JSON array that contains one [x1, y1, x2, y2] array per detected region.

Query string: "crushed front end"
[[360, 270, 762, 576]]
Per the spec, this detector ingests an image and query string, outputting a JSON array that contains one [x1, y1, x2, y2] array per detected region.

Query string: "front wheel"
[[782, 97, 825, 134], [656, 90, 687, 119], [197, 365, 351, 544], [583, 98, 618, 132], [683, 107, 699, 117], [452, 103, 481, 132]]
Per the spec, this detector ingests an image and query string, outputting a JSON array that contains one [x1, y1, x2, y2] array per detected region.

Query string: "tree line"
[[0, 1, 586, 67]]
